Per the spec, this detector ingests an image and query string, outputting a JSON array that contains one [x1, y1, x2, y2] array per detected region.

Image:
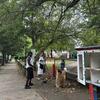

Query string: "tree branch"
[[86, 0, 92, 14], [54, 0, 80, 33]]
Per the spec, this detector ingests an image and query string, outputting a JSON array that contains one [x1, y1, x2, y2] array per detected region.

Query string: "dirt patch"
[[32, 77, 89, 100]]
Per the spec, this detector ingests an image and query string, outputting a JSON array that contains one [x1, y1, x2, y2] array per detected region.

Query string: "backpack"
[[40, 63, 44, 69]]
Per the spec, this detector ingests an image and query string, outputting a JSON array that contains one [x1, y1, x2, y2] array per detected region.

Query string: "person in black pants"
[[25, 52, 34, 89], [60, 59, 65, 71]]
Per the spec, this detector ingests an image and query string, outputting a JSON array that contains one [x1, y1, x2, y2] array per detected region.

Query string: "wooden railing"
[[16, 60, 26, 76]]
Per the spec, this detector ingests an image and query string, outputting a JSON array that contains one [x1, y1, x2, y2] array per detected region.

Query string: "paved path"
[[0, 62, 44, 100]]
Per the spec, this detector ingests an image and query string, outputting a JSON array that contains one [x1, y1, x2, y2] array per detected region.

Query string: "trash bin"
[[88, 84, 100, 100], [93, 86, 100, 100]]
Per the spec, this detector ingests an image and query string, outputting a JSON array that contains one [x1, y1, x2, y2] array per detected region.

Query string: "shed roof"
[[76, 45, 100, 51]]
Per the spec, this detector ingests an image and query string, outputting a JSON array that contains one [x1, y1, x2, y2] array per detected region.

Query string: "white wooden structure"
[[76, 46, 100, 86]]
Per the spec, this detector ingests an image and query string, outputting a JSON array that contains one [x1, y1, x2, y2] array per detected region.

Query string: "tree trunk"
[[2, 51, 6, 66], [50, 49, 53, 58], [6, 54, 9, 63]]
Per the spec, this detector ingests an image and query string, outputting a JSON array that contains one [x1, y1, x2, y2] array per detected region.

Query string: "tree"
[[76, 0, 100, 46], [2, 0, 80, 59], [1, 0, 99, 63], [0, 1, 32, 65]]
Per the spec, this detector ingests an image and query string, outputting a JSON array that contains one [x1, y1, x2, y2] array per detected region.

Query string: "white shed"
[[76, 46, 100, 86]]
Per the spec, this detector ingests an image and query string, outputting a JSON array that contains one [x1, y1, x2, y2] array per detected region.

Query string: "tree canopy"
[[0, 0, 100, 63]]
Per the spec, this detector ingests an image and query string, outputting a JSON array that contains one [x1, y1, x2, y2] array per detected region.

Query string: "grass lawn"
[[46, 58, 77, 70]]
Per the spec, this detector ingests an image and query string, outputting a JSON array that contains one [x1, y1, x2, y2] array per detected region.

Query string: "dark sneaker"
[[25, 86, 31, 89], [42, 80, 47, 83], [29, 83, 34, 86]]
